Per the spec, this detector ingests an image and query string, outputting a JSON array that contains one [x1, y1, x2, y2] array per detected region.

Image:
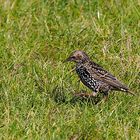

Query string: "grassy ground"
[[0, 0, 140, 139]]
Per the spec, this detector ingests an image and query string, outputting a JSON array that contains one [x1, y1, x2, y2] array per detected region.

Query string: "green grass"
[[0, 0, 140, 139]]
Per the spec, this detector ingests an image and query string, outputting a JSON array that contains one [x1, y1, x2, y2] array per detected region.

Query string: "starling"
[[65, 50, 134, 100]]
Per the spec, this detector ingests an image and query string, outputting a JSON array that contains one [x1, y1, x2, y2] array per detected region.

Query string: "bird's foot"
[[103, 95, 108, 102]]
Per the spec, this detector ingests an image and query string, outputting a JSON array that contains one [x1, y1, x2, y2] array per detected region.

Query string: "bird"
[[64, 50, 134, 101]]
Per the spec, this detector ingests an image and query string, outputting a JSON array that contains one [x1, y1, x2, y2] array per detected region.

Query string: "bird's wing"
[[88, 62, 129, 91]]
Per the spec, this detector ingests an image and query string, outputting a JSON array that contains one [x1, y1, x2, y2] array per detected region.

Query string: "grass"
[[0, 0, 140, 139]]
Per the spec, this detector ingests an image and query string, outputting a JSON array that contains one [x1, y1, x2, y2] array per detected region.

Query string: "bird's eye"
[[71, 56, 76, 59]]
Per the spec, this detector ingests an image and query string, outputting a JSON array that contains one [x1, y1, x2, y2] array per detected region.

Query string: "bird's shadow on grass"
[[51, 86, 102, 105]]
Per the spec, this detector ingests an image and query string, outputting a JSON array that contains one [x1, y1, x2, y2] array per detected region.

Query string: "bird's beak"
[[63, 56, 72, 63]]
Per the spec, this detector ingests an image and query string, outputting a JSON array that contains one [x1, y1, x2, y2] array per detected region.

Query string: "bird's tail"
[[120, 88, 135, 96], [127, 90, 135, 96]]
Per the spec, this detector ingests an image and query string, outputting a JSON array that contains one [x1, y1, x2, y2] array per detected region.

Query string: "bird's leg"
[[99, 86, 109, 102], [103, 94, 108, 102]]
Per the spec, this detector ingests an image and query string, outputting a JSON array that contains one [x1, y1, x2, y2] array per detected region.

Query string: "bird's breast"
[[76, 65, 90, 79], [76, 65, 100, 92]]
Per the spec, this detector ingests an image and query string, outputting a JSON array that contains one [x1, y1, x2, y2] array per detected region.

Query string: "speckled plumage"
[[76, 62, 102, 93], [65, 50, 134, 99]]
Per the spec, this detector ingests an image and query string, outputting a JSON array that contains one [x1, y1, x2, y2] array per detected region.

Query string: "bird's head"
[[64, 50, 90, 63]]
